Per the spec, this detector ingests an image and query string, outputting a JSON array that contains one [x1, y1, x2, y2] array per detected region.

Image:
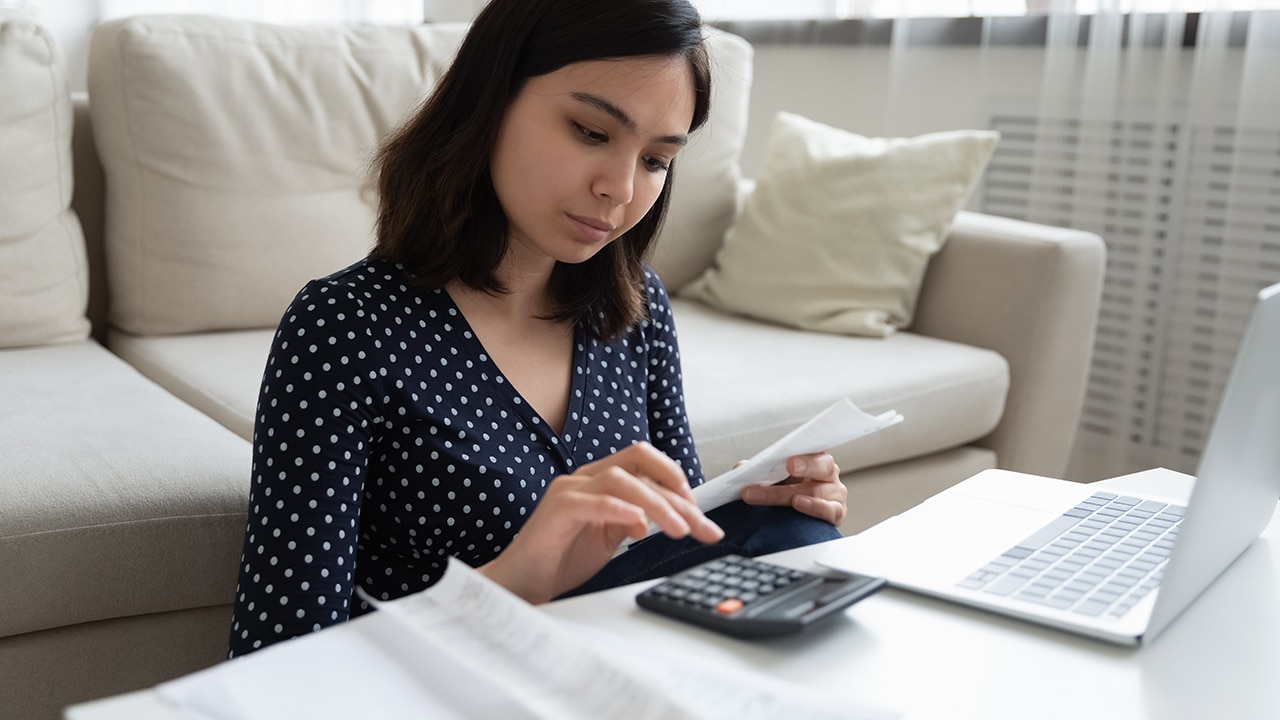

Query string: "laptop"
[[818, 281, 1280, 645]]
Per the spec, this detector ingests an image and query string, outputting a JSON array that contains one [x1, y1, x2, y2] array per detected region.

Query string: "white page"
[[369, 559, 895, 720], [691, 398, 903, 512], [364, 557, 703, 720], [621, 398, 902, 551], [156, 616, 488, 720], [156, 559, 896, 720]]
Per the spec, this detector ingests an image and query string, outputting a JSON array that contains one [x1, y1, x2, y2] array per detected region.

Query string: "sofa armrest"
[[910, 211, 1106, 479]]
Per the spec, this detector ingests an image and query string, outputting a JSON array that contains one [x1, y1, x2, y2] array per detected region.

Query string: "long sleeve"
[[227, 279, 384, 657], [642, 269, 705, 488]]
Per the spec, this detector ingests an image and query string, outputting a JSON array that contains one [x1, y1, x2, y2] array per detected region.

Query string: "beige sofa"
[[0, 14, 1104, 720]]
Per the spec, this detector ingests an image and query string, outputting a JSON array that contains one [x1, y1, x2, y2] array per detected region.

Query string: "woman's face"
[[489, 54, 696, 271]]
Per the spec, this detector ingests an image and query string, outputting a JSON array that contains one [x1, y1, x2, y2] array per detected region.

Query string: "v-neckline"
[[434, 289, 588, 457]]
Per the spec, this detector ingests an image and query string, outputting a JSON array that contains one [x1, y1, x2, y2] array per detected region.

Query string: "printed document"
[[621, 398, 902, 549], [690, 398, 903, 512], [156, 558, 896, 719]]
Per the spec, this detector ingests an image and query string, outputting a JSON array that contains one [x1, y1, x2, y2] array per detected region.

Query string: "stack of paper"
[[158, 558, 898, 719]]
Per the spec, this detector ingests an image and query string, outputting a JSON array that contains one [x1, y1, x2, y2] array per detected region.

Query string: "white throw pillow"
[[682, 112, 998, 337], [647, 28, 752, 294], [0, 17, 89, 348], [87, 17, 751, 336], [89, 17, 465, 336]]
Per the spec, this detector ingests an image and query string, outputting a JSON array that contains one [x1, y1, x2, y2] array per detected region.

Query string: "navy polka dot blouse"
[[227, 258, 703, 657]]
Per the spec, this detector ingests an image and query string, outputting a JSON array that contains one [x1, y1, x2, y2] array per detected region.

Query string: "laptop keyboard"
[[956, 491, 1185, 619]]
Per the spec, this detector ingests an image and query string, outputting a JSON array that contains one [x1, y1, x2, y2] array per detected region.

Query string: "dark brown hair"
[[371, 0, 711, 342]]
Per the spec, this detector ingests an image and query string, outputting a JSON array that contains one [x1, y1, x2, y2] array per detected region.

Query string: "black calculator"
[[635, 554, 886, 638]]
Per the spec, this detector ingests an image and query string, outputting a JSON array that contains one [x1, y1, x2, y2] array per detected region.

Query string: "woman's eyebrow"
[[570, 92, 688, 147]]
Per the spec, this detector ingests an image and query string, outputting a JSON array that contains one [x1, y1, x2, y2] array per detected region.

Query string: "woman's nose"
[[592, 155, 635, 206]]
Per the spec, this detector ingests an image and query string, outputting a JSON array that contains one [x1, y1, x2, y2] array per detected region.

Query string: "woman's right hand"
[[478, 442, 723, 604]]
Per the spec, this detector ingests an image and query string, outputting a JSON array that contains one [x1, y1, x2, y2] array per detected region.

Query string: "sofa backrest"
[[0, 15, 90, 348], [87, 15, 751, 337]]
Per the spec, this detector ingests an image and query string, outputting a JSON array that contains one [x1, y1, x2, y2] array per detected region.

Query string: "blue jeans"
[[559, 501, 842, 598]]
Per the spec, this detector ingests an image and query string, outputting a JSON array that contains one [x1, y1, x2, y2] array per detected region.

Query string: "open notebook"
[[818, 281, 1280, 645]]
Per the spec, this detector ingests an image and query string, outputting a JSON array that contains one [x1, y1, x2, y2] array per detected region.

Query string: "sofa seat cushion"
[[110, 307, 1007, 484], [109, 329, 274, 441], [0, 341, 250, 638], [673, 298, 1009, 478]]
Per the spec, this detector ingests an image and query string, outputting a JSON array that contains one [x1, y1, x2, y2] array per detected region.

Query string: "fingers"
[[552, 488, 653, 542], [786, 452, 839, 483], [486, 445, 723, 604], [791, 494, 847, 526], [589, 466, 689, 537], [741, 477, 845, 507], [586, 466, 723, 543], [740, 451, 847, 526], [578, 441, 695, 502], [554, 446, 723, 543], [742, 482, 847, 526]]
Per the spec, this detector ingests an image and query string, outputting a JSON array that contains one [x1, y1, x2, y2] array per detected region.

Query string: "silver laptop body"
[[818, 281, 1280, 645]]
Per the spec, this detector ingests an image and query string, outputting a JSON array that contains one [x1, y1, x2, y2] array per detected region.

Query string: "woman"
[[228, 0, 845, 658]]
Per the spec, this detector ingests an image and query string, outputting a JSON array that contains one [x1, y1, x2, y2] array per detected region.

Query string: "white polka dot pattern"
[[227, 259, 702, 656]]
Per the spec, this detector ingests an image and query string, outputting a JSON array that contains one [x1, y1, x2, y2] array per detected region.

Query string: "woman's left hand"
[[740, 452, 847, 527]]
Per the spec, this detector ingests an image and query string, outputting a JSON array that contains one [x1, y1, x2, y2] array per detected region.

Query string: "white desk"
[[66, 469, 1280, 719]]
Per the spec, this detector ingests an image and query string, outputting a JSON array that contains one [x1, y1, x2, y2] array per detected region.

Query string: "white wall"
[[19, 0, 1243, 144], [739, 42, 1268, 484], [739, 43, 1236, 178], [13, 0, 96, 91], [17, 0, 433, 92]]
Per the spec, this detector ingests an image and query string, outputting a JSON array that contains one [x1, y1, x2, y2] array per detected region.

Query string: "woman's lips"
[[567, 214, 614, 243]]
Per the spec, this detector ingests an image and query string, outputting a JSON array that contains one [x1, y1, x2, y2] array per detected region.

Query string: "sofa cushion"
[[0, 17, 89, 348], [672, 299, 1009, 478], [683, 112, 999, 338], [108, 301, 1007, 486], [110, 328, 275, 441], [647, 29, 752, 293], [87, 17, 463, 336], [87, 16, 749, 336], [0, 342, 251, 638]]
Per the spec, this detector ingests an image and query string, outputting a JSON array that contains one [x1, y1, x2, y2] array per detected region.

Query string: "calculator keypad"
[[644, 555, 823, 617], [637, 554, 885, 637]]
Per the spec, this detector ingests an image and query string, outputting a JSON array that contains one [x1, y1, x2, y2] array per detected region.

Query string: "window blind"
[[981, 106, 1280, 474]]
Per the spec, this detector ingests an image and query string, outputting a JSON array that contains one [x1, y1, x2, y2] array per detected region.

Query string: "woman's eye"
[[573, 122, 607, 143], [644, 157, 671, 173]]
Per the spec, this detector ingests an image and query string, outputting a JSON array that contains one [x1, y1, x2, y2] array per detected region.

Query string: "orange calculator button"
[[715, 598, 744, 614]]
